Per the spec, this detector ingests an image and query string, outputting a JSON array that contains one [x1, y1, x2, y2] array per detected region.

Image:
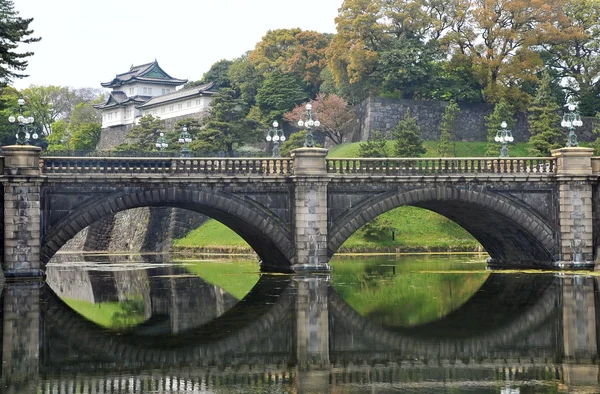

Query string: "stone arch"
[[41, 275, 295, 365], [328, 186, 557, 266], [42, 187, 294, 271], [328, 274, 559, 361]]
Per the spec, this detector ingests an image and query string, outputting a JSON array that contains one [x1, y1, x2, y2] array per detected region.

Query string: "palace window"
[[148, 88, 152, 95], [161, 107, 165, 113], [187, 101, 191, 108], [169, 105, 174, 112], [178, 103, 183, 110]]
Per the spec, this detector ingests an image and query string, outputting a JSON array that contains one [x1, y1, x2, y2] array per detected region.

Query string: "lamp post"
[[494, 121, 514, 157], [8, 98, 38, 145], [155, 132, 168, 155], [297, 102, 320, 148], [178, 125, 192, 157], [561, 102, 583, 147], [266, 120, 286, 157]]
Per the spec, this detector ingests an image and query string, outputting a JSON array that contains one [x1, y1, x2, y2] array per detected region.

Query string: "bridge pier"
[[553, 148, 595, 267], [2, 146, 43, 278], [292, 148, 331, 271]]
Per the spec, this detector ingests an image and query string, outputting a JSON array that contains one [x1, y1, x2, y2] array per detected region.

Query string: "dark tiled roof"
[[93, 92, 151, 110], [137, 82, 217, 109], [101, 60, 187, 88]]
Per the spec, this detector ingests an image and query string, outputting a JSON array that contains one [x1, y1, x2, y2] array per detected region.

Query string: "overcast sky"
[[13, 0, 341, 90]]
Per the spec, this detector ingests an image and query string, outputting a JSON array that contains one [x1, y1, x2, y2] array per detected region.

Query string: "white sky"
[[13, 0, 341, 90]]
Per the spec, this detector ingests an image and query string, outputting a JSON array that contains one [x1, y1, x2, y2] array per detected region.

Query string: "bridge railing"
[[41, 157, 294, 175], [327, 157, 556, 175]]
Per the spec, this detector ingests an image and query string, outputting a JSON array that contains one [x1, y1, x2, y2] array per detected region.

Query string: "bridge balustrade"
[[326, 157, 556, 175], [41, 157, 294, 175]]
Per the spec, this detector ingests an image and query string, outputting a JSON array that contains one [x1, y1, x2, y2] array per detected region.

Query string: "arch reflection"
[[0, 270, 599, 393]]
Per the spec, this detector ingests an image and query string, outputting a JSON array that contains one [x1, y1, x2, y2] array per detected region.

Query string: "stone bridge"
[[1, 145, 599, 277]]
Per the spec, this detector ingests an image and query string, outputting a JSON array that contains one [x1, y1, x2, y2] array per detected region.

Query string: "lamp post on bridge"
[[178, 125, 192, 157], [8, 98, 38, 145], [494, 121, 514, 157], [297, 102, 320, 148], [562, 101, 583, 147], [155, 132, 168, 156], [266, 120, 285, 157]]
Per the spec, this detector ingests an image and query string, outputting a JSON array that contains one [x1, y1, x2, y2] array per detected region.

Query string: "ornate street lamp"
[[8, 98, 38, 145], [494, 121, 514, 157], [178, 125, 192, 157], [297, 102, 320, 148], [266, 120, 286, 157], [561, 101, 583, 147], [155, 132, 168, 155]]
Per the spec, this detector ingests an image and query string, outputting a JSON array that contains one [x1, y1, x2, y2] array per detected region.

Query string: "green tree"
[[228, 53, 264, 107], [485, 100, 516, 156], [391, 109, 426, 157], [280, 130, 308, 157], [255, 70, 307, 122], [69, 122, 101, 151], [437, 101, 460, 157], [185, 59, 232, 90], [528, 71, 563, 156], [46, 119, 68, 151], [0, 0, 40, 86], [590, 112, 600, 154], [359, 130, 388, 157], [116, 115, 165, 152], [199, 88, 261, 156], [0, 85, 19, 144]]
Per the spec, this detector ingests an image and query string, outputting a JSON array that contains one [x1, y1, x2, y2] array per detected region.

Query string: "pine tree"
[[0, 0, 40, 86], [527, 71, 563, 156], [391, 109, 426, 157], [437, 101, 460, 157], [590, 113, 600, 155], [485, 100, 515, 156], [116, 115, 165, 152], [359, 130, 388, 157]]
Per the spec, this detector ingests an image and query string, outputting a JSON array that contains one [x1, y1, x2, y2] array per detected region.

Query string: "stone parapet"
[[2, 145, 41, 177], [552, 147, 594, 176]]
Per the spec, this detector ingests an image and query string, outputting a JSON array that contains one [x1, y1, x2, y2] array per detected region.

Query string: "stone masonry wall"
[[360, 96, 600, 143], [97, 111, 209, 150], [59, 207, 207, 254]]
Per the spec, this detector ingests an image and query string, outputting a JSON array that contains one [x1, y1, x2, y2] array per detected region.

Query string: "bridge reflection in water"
[[1, 262, 599, 393]]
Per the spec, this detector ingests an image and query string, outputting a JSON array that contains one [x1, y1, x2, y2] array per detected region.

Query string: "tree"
[[249, 28, 331, 95], [446, 0, 561, 106], [185, 59, 232, 90], [116, 115, 165, 152], [359, 130, 388, 157], [538, 0, 600, 115], [0, 0, 40, 86], [0, 85, 19, 144], [391, 109, 426, 157], [280, 130, 309, 157], [255, 70, 307, 122], [69, 122, 101, 151], [437, 101, 460, 157], [591, 112, 600, 154], [21, 85, 91, 135], [199, 88, 261, 156], [485, 100, 516, 156], [283, 94, 357, 146], [228, 53, 264, 107], [528, 71, 563, 156]]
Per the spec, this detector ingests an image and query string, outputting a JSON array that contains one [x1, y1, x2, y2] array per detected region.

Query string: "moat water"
[[2, 253, 600, 393]]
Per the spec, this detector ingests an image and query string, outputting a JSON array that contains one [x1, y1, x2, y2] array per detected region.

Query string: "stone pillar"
[[1, 282, 41, 393], [291, 148, 331, 272], [561, 276, 599, 388], [2, 145, 43, 277], [552, 147, 594, 267], [294, 275, 330, 392]]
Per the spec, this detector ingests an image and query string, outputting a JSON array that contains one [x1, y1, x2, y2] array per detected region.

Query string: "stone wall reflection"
[[1, 274, 600, 392]]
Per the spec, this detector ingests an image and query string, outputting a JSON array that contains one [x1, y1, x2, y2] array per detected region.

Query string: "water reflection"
[[0, 254, 599, 393]]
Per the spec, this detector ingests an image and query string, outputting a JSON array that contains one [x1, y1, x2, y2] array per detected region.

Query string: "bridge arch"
[[329, 274, 559, 361], [328, 186, 557, 265], [41, 187, 294, 271], [42, 275, 295, 365]]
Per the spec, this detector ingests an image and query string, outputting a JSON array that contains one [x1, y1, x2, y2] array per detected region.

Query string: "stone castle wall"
[[61, 207, 208, 254], [360, 96, 599, 143], [97, 111, 209, 150]]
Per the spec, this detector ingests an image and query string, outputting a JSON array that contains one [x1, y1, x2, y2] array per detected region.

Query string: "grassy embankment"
[[173, 141, 535, 254]]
